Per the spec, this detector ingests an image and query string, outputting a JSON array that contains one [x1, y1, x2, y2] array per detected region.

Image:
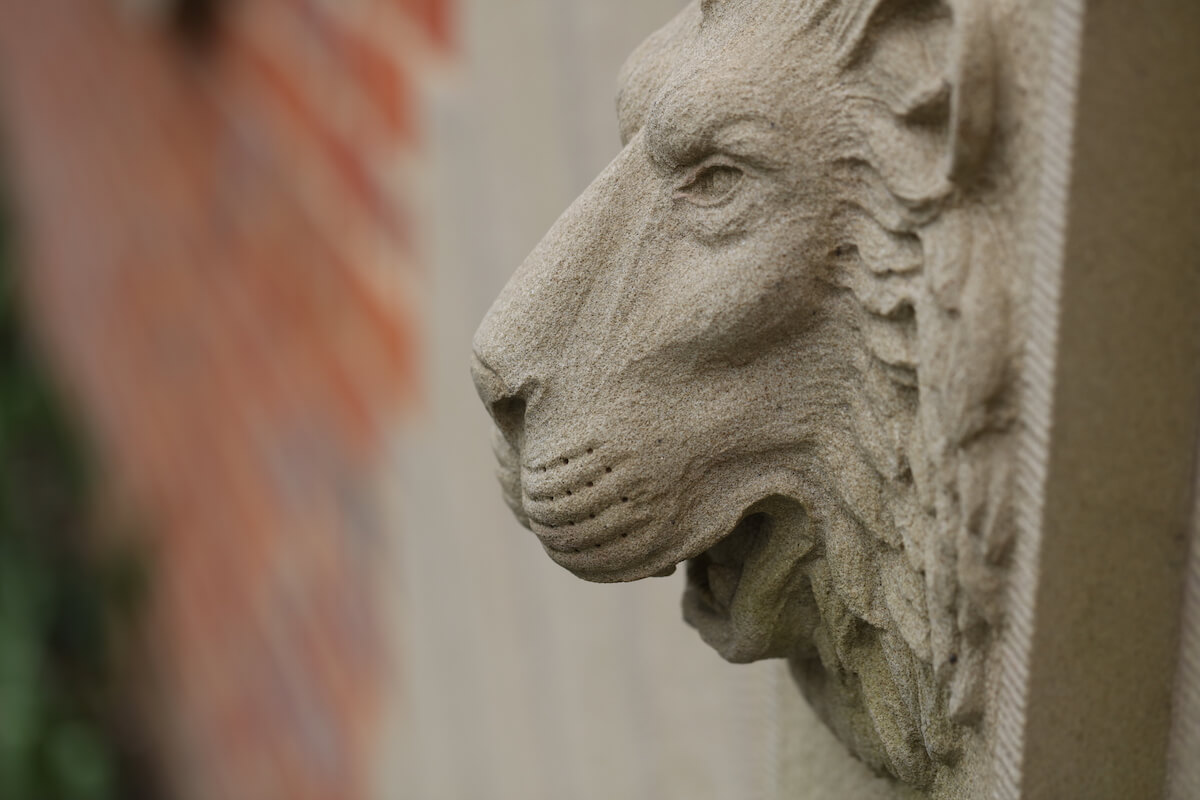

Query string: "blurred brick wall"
[[0, 2, 450, 798]]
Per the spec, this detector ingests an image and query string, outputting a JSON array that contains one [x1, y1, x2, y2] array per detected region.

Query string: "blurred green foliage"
[[0, 186, 151, 798]]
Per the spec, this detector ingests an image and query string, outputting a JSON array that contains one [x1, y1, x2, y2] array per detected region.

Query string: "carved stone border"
[[989, 0, 1082, 795], [992, 1, 1200, 798]]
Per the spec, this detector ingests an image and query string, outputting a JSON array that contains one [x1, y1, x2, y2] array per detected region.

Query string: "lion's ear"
[[836, 0, 996, 193]]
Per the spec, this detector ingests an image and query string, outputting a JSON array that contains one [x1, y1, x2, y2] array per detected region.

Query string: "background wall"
[[383, 1, 783, 797]]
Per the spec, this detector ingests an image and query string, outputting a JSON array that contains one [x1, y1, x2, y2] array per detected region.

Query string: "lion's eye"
[[676, 163, 743, 206]]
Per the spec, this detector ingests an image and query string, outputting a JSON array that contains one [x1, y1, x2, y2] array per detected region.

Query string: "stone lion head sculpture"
[[472, 0, 1020, 789]]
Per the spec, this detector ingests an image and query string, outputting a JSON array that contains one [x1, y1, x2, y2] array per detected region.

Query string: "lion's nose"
[[470, 352, 528, 445]]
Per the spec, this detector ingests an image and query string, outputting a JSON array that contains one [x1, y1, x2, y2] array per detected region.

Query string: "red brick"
[[0, 1, 450, 799]]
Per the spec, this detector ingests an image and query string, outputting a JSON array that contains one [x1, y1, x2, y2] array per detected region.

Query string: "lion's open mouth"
[[682, 513, 766, 628], [680, 497, 818, 664]]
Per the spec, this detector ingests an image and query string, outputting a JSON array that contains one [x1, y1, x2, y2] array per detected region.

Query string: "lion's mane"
[[761, 0, 1019, 786]]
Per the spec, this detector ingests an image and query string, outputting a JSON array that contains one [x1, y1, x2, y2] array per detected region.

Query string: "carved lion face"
[[475, 0, 851, 655], [473, 0, 1016, 787]]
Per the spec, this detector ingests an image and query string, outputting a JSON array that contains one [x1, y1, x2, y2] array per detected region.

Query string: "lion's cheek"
[[624, 230, 831, 372]]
